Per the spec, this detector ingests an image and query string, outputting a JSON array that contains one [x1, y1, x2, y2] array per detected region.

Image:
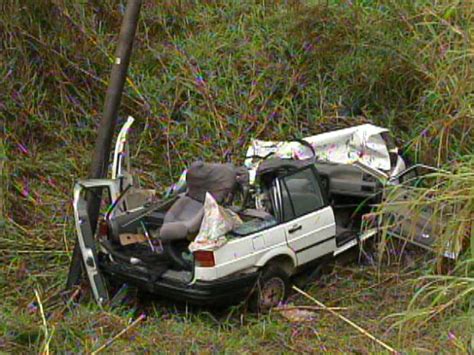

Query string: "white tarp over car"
[[189, 193, 242, 252], [244, 124, 391, 180]]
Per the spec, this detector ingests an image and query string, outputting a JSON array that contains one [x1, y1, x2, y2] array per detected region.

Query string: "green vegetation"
[[1, 0, 472, 352]]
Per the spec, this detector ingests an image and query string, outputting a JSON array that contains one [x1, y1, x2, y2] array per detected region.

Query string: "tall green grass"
[[1, 0, 473, 352], [376, 156, 473, 346]]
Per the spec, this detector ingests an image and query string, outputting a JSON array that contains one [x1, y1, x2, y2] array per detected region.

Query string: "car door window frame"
[[275, 165, 329, 223], [281, 179, 296, 222], [390, 164, 446, 186]]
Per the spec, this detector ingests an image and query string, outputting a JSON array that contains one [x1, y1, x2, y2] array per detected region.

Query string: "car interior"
[[315, 161, 381, 246]]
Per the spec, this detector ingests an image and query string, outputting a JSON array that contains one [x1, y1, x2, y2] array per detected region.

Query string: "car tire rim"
[[259, 277, 285, 310]]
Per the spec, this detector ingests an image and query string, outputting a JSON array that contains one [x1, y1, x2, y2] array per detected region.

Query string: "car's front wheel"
[[249, 265, 290, 312]]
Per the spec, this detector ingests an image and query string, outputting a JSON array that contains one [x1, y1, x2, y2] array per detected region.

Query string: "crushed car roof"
[[245, 124, 392, 176]]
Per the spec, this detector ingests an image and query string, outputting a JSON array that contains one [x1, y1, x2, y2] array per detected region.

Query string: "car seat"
[[159, 161, 237, 242]]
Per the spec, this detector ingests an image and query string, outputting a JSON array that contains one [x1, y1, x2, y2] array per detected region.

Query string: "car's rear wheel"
[[249, 265, 290, 312]]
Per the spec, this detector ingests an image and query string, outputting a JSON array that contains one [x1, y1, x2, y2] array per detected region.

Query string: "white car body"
[[195, 204, 337, 282], [72, 117, 433, 307]]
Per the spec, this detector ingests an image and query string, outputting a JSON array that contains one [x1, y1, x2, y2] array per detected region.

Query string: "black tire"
[[249, 265, 291, 313]]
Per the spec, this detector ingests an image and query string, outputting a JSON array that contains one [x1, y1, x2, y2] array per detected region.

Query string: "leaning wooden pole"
[[66, 0, 142, 289]]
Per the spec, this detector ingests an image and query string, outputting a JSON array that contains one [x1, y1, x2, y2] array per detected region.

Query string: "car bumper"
[[102, 262, 259, 306]]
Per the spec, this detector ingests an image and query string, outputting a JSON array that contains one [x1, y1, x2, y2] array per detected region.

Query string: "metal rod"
[[66, 0, 142, 289]]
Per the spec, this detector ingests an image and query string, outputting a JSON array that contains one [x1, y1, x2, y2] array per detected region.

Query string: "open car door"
[[381, 165, 460, 259]]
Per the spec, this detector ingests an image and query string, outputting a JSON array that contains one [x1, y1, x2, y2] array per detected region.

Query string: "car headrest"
[[186, 161, 237, 203]]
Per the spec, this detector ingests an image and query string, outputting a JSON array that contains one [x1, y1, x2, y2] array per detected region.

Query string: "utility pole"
[[66, 0, 142, 289]]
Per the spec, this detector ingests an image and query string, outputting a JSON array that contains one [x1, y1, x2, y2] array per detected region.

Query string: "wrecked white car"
[[73, 118, 455, 310]]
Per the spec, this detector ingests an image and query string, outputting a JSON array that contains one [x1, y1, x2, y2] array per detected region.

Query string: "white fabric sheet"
[[189, 192, 242, 252], [244, 124, 391, 183]]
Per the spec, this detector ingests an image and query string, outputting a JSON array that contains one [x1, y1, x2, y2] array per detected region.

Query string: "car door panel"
[[284, 206, 336, 265], [384, 187, 444, 251], [383, 166, 461, 259], [278, 167, 337, 266]]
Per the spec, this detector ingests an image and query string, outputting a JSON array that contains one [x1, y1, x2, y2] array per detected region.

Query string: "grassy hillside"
[[1, 0, 472, 352]]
